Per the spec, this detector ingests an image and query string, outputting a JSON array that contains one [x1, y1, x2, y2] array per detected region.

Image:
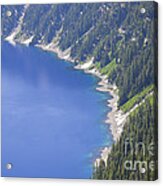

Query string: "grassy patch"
[[100, 58, 116, 77], [95, 62, 101, 70], [121, 84, 154, 113]]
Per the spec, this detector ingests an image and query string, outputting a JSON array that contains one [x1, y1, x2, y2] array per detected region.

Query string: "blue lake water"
[[1, 41, 113, 179]]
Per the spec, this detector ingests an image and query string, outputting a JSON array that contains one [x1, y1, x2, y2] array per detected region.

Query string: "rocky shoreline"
[[35, 43, 127, 167]]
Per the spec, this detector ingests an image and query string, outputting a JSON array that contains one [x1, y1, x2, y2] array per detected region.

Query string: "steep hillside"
[[1, 2, 158, 180]]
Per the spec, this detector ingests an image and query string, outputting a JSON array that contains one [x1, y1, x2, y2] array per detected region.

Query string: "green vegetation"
[[100, 58, 116, 77], [93, 95, 158, 180], [94, 62, 101, 70], [1, 2, 158, 180], [121, 85, 154, 113], [1, 5, 24, 38]]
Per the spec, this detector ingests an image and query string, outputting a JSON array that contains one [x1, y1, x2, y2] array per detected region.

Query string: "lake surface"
[[1, 41, 113, 178]]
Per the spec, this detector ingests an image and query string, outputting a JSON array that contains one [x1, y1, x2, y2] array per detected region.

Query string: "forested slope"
[[1, 1, 158, 180]]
